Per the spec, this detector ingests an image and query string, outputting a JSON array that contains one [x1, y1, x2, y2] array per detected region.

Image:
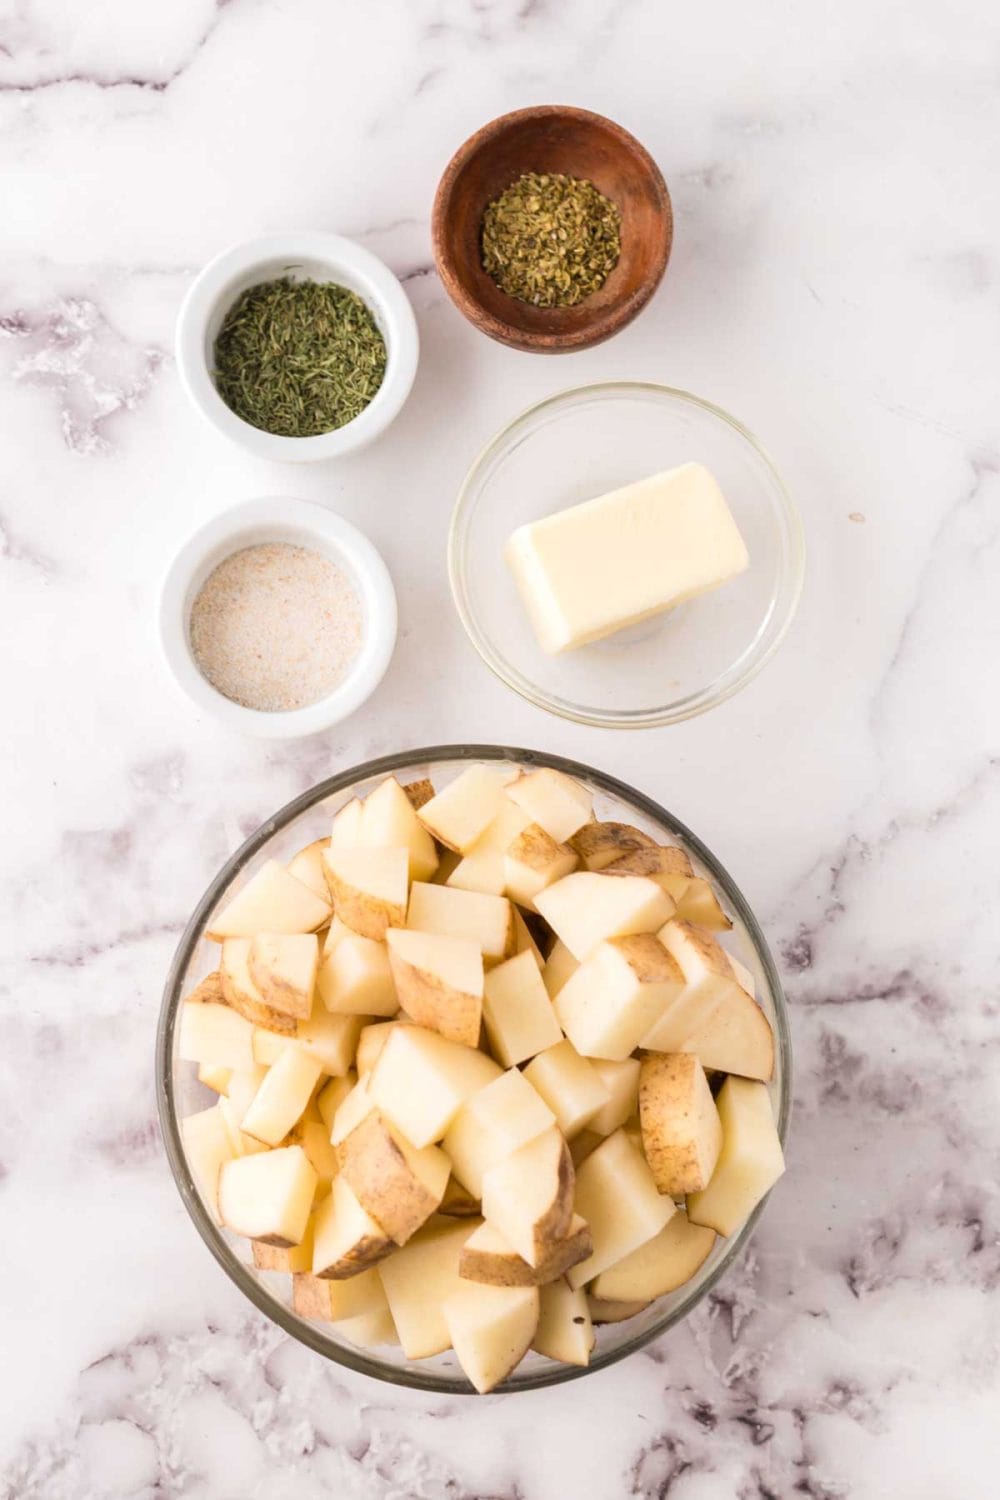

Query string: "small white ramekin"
[[175, 233, 419, 461], [158, 497, 397, 738]]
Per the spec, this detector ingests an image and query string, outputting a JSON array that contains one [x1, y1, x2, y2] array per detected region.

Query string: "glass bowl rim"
[[156, 743, 792, 1395], [447, 382, 806, 729]]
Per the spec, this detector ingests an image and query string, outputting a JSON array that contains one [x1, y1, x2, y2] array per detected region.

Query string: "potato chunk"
[[207, 860, 331, 940], [218, 1145, 317, 1247], [686, 1077, 784, 1236], [639, 1053, 722, 1195], [337, 1110, 449, 1245]]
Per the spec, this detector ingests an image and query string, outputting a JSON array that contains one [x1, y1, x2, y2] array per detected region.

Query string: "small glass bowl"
[[157, 745, 791, 1395], [449, 384, 805, 728]]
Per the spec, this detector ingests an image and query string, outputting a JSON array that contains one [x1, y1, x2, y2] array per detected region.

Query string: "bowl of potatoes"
[[157, 746, 790, 1394]]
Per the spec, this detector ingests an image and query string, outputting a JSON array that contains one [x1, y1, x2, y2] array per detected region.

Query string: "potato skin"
[[185, 971, 226, 1006], [337, 1112, 444, 1245], [403, 779, 436, 811], [639, 1053, 722, 1196]]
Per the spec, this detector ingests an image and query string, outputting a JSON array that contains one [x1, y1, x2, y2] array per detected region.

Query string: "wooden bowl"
[[432, 106, 672, 354]]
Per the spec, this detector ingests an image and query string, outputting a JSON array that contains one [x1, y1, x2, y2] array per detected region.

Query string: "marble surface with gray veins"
[[2, 1, 998, 1496]]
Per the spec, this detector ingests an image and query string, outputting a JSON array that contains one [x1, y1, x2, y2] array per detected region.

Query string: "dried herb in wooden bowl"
[[213, 277, 387, 437], [480, 171, 622, 308]]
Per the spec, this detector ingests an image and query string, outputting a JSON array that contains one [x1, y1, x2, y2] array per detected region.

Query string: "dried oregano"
[[213, 277, 386, 437], [481, 171, 622, 308]]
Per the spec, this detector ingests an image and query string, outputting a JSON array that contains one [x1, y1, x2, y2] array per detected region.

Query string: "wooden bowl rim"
[[431, 105, 672, 354]]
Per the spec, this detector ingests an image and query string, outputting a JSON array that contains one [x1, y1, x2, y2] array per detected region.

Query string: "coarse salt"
[[190, 542, 363, 712]]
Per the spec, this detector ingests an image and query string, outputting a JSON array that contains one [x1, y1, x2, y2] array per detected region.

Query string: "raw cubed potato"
[[402, 778, 436, 811], [554, 933, 684, 1060], [542, 939, 579, 1000], [221, 1064, 267, 1124], [588, 1057, 641, 1136], [368, 1025, 502, 1147], [442, 1280, 540, 1394], [252, 1218, 315, 1273], [179, 1002, 256, 1071], [184, 971, 226, 1006], [386, 928, 483, 1047], [322, 846, 409, 941], [674, 876, 731, 930], [316, 1074, 355, 1133], [312, 1175, 393, 1278], [481, 1126, 574, 1267], [568, 1129, 676, 1288], [532, 1279, 594, 1366], [290, 1116, 341, 1184], [505, 767, 593, 845], [591, 1209, 716, 1302], [338, 1304, 400, 1346], [673, 983, 775, 1082], [639, 1053, 723, 1195], [292, 1264, 386, 1321], [503, 825, 578, 910], [286, 839, 332, 900], [337, 1110, 450, 1245], [446, 801, 530, 897], [207, 860, 331, 940], [568, 821, 658, 871], [330, 798, 364, 849], [587, 1294, 650, 1324], [535, 872, 674, 961], [330, 1075, 377, 1145], [603, 846, 694, 905], [522, 1040, 609, 1139], [359, 775, 440, 881], [459, 1215, 592, 1287], [241, 1047, 324, 1147], [378, 1217, 478, 1358], [220, 940, 297, 1035], [197, 1062, 231, 1095], [641, 922, 753, 1053], [444, 1067, 555, 1197], [406, 882, 516, 964], [416, 764, 518, 853], [218, 1145, 317, 1247], [218, 1093, 269, 1158], [248, 933, 319, 1020], [295, 1006, 366, 1077], [686, 1077, 785, 1236], [181, 1105, 236, 1221], [317, 931, 399, 1017], [440, 1176, 481, 1218], [482, 950, 563, 1067], [355, 1021, 397, 1077]]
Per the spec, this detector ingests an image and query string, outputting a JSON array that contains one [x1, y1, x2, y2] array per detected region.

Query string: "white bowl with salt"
[[159, 497, 397, 738]]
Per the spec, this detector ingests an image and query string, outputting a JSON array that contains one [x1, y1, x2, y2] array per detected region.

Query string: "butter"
[[505, 463, 749, 654]]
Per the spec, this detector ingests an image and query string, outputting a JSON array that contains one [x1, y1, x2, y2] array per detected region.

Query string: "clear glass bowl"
[[449, 385, 805, 728], [156, 746, 791, 1394]]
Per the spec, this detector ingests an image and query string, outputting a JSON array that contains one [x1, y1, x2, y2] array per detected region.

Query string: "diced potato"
[[442, 1280, 539, 1393], [641, 921, 752, 1052], [639, 1053, 722, 1195], [505, 766, 593, 845], [446, 801, 531, 896], [503, 825, 578, 909], [686, 1077, 785, 1236], [207, 860, 331, 941], [181, 1105, 236, 1221], [568, 1129, 675, 1288], [286, 839, 332, 900], [587, 1294, 650, 1324], [378, 1217, 477, 1358], [359, 775, 439, 881], [554, 933, 684, 1061], [179, 1002, 256, 1071], [222, 1064, 267, 1124], [218, 1094, 269, 1157], [591, 1210, 716, 1302], [185, 971, 225, 1006], [416, 764, 518, 853], [482, 950, 562, 1068], [522, 1040, 609, 1139], [337, 1304, 400, 1347], [459, 1216, 591, 1287], [248, 933, 319, 1020], [406, 882, 516, 964], [532, 1278, 593, 1366], [197, 1062, 231, 1095], [603, 844, 694, 900], [322, 846, 409, 941], [290, 1116, 341, 1184], [535, 873, 674, 961], [674, 876, 731, 930], [330, 1074, 377, 1145], [337, 1110, 450, 1245], [443, 1068, 555, 1198], [312, 1175, 393, 1278], [317, 931, 399, 1017], [218, 1145, 317, 1247], [330, 798, 364, 849], [220, 939, 297, 1034], [253, 1218, 315, 1273], [292, 1264, 387, 1321], [588, 1057, 641, 1136], [240, 1048, 323, 1147], [368, 1025, 502, 1147], [295, 1006, 367, 1077], [568, 821, 658, 871], [386, 928, 483, 1047], [355, 1021, 397, 1077], [672, 982, 775, 1082], [402, 778, 435, 811], [316, 1073, 355, 1133], [481, 1126, 574, 1268], [542, 939, 579, 1000]]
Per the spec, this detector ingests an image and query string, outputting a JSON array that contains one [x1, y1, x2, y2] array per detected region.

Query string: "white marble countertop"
[[3, 1, 998, 1495]]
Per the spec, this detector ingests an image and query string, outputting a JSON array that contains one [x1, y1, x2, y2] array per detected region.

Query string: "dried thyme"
[[213, 277, 386, 437], [480, 172, 622, 308]]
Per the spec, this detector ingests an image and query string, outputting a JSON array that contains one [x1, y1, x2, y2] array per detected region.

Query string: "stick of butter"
[[505, 462, 749, 654]]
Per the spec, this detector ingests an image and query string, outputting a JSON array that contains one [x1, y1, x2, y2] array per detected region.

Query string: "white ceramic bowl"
[[158, 497, 397, 738], [175, 233, 419, 461]]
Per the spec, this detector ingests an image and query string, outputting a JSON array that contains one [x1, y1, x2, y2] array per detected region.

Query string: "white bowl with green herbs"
[[176, 233, 419, 461]]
